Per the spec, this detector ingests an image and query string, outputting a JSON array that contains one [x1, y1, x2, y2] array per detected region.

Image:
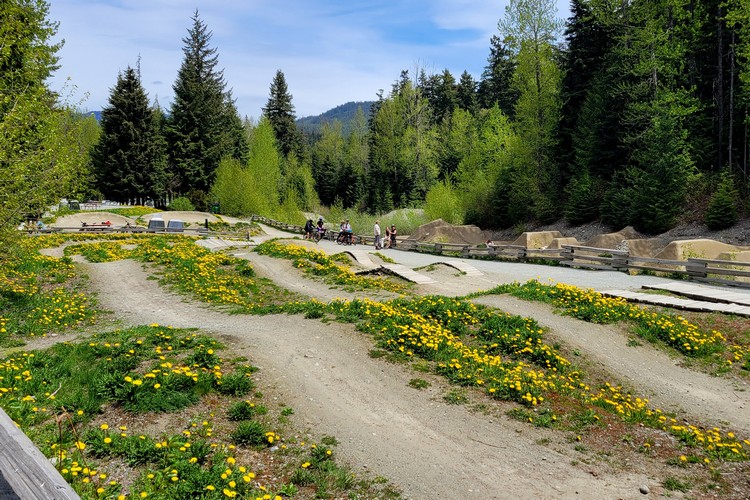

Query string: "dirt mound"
[[624, 238, 669, 258], [547, 237, 579, 249], [407, 219, 487, 245], [584, 226, 643, 249], [512, 231, 563, 249], [52, 212, 135, 227], [654, 239, 750, 261]]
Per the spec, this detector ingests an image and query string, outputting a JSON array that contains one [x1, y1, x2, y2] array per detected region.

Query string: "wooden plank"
[[626, 256, 687, 267], [0, 408, 79, 499], [625, 264, 688, 274], [689, 257, 750, 267], [558, 261, 613, 271], [562, 245, 628, 256], [702, 267, 750, 278], [567, 255, 617, 264]]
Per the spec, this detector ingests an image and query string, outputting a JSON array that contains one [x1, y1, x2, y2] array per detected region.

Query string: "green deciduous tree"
[[91, 66, 167, 202], [0, 0, 88, 243], [497, 0, 563, 223]]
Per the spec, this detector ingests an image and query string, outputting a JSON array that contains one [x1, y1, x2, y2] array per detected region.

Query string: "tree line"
[[5, 0, 750, 239], [311, 0, 750, 234]]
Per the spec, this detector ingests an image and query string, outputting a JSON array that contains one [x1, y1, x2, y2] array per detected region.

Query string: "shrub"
[[424, 180, 463, 224], [705, 170, 738, 230], [169, 196, 195, 212]]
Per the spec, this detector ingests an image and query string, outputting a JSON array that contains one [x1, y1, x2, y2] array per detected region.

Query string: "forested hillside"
[[307, 0, 750, 234], [297, 101, 376, 136], [32, 0, 750, 236]]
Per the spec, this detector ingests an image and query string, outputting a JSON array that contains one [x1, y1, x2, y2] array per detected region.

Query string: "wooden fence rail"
[[250, 215, 750, 287], [0, 408, 79, 499]]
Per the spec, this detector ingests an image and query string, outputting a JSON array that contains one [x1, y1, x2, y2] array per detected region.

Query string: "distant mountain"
[[84, 110, 103, 122], [296, 101, 375, 136]]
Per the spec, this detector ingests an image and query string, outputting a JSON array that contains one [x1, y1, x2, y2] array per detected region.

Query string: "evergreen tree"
[[563, 170, 599, 224], [263, 69, 300, 158], [705, 170, 739, 229], [558, 0, 622, 182], [603, 0, 700, 233], [168, 10, 247, 205], [311, 121, 345, 206], [91, 66, 167, 202], [456, 71, 478, 114], [432, 69, 458, 122], [478, 35, 518, 115]]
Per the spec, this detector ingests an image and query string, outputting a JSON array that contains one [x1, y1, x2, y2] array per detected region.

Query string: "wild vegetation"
[[4, 234, 748, 497], [6, 0, 750, 244]]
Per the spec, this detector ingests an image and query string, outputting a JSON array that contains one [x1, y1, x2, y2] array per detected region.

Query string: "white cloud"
[[48, 0, 569, 118]]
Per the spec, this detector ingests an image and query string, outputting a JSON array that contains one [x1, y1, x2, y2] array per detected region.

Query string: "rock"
[[639, 485, 650, 495]]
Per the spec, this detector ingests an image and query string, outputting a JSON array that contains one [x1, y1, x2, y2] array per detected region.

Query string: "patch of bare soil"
[[77, 258, 656, 499]]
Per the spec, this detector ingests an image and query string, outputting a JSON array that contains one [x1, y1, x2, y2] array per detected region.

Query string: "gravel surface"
[[27, 227, 750, 499]]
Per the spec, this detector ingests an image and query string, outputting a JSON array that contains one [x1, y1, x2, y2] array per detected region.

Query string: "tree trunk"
[[717, 4, 724, 170], [728, 29, 735, 170]]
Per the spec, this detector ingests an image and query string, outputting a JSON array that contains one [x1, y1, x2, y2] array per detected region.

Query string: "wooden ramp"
[[600, 289, 750, 316], [381, 264, 437, 284], [342, 249, 378, 269], [196, 238, 256, 251], [441, 260, 482, 276], [642, 282, 750, 306]]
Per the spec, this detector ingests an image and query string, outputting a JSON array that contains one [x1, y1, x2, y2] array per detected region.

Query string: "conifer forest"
[[5, 0, 750, 236]]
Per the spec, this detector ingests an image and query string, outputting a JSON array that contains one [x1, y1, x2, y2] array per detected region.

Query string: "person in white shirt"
[[374, 220, 381, 249]]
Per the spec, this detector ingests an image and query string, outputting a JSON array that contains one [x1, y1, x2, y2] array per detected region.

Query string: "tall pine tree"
[[91, 66, 167, 202], [477, 35, 518, 116], [263, 70, 300, 158], [168, 10, 248, 205]]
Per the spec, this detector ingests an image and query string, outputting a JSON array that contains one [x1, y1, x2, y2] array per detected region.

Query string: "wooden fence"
[[0, 408, 79, 499], [249, 215, 750, 287]]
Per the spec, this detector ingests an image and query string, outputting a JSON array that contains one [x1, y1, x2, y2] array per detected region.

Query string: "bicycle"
[[314, 228, 326, 243], [336, 231, 355, 245]]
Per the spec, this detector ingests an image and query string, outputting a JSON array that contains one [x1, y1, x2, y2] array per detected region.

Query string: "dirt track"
[[29, 235, 750, 499]]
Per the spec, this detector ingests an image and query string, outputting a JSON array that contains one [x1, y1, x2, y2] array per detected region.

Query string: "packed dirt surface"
[[26, 230, 750, 499], [80, 259, 651, 499]]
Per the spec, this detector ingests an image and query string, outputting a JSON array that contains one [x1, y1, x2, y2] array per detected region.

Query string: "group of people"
[[303, 217, 326, 241], [373, 220, 396, 250], [303, 217, 398, 249]]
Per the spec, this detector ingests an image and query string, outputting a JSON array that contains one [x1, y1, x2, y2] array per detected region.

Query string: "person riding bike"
[[338, 219, 353, 245], [314, 217, 326, 243], [304, 219, 314, 239]]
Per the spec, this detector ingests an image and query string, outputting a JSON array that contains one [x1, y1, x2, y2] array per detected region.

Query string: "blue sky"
[[48, 0, 570, 119]]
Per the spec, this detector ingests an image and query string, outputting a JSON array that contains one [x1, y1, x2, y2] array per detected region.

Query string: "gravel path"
[[78, 258, 651, 499], [25, 229, 750, 498]]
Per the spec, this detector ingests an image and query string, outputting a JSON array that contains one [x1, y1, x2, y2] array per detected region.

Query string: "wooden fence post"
[[0, 408, 79, 499]]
